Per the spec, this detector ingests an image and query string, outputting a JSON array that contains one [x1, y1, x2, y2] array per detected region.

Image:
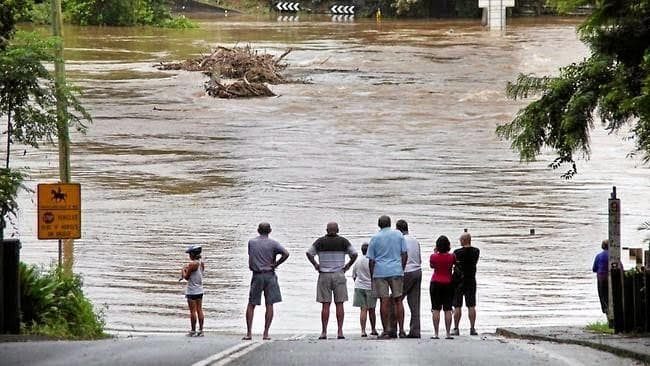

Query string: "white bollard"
[[478, 0, 514, 31]]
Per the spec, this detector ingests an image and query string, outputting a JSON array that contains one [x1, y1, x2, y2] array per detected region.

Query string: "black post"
[[0, 239, 21, 334], [633, 272, 645, 332], [611, 267, 625, 333]]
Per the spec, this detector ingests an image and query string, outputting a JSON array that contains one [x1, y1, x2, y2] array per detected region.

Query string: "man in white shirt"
[[396, 219, 422, 338], [352, 243, 378, 337]]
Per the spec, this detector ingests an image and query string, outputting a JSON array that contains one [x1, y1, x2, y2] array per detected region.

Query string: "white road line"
[[284, 334, 306, 341], [192, 334, 304, 366], [210, 342, 266, 366], [192, 341, 262, 366]]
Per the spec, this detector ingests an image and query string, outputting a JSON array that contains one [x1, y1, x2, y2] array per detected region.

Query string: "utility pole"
[[51, 0, 74, 273]]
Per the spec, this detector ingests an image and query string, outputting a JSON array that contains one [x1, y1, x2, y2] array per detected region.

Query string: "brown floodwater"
[[11, 16, 649, 334]]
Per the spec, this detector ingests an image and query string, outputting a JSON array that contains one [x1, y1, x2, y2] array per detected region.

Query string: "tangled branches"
[[156, 45, 292, 98]]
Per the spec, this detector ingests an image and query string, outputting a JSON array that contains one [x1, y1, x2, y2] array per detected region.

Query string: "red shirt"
[[430, 252, 455, 284]]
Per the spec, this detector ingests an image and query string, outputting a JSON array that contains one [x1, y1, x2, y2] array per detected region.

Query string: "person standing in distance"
[[182, 245, 205, 337], [244, 222, 290, 341], [593, 239, 609, 317], [430, 235, 455, 339], [396, 219, 422, 338], [368, 215, 408, 339], [451, 231, 480, 336], [306, 222, 358, 340], [352, 243, 379, 337]]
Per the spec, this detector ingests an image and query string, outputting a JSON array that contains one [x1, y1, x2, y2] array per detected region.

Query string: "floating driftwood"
[[205, 77, 275, 99], [156, 46, 292, 98]]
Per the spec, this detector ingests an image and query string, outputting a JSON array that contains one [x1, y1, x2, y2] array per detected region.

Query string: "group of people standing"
[[180, 215, 480, 340]]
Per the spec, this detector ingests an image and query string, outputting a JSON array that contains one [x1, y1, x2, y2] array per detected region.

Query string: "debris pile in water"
[[155, 46, 292, 98]]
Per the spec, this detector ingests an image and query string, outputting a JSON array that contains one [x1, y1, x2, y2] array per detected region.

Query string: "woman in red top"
[[429, 235, 456, 339]]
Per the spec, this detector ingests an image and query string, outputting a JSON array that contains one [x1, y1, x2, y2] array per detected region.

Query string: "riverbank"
[[496, 326, 650, 363]]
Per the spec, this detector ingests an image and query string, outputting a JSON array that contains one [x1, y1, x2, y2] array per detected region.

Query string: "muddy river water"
[[12, 16, 649, 334]]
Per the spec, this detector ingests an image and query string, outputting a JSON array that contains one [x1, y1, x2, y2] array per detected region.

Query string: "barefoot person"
[[244, 222, 290, 340], [182, 245, 205, 337], [352, 243, 378, 337], [430, 236, 455, 340], [307, 222, 358, 340], [452, 231, 480, 336], [368, 215, 408, 339]]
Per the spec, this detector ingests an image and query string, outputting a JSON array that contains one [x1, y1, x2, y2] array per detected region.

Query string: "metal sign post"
[[608, 186, 623, 331]]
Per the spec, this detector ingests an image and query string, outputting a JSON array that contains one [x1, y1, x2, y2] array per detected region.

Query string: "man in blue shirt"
[[368, 215, 408, 339], [592, 239, 609, 315]]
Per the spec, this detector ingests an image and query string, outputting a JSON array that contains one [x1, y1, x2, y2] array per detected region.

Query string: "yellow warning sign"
[[37, 183, 81, 240]]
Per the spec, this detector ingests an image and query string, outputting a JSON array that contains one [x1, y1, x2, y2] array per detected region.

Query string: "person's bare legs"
[[453, 307, 462, 330], [444, 310, 453, 338], [369, 307, 378, 335], [320, 302, 330, 338], [379, 297, 391, 335], [394, 296, 405, 336], [432, 310, 440, 338], [335, 302, 345, 338], [360, 308, 368, 336], [263, 304, 273, 340], [196, 298, 204, 334], [469, 306, 477, 331], [244, 303, 255, 340], [187, 299, 197, 333]]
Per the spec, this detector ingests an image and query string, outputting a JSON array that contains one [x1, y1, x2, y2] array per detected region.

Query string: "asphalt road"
[[0, 333, 642, 366]]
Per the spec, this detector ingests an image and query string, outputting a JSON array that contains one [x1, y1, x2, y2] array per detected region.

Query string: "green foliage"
[[20, 263, 106, 339], [496, 0, 650, 177], [0, 169, 25, 232], [0, 28, 91, 236], [61, 0, 197, 27], [157, 14, 198, 28], [585, 320, 614, 334]]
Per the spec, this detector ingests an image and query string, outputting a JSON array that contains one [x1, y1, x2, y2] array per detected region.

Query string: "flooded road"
[[12, 17, 649, 334]]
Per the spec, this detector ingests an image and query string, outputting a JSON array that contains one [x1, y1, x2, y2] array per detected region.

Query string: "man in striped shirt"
[[307, 222, 358, 340]]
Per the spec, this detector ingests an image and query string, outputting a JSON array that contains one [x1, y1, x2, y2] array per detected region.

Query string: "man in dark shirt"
[[451, 231, 480, 336], [592, 239, 609, 315], [244, 222, 290, 340]]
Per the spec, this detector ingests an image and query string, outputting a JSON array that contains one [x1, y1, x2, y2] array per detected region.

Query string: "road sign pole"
[[608, 186, 623, 331], [58, 239, 62, 267]]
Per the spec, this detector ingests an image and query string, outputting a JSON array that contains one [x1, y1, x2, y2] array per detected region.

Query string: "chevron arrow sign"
[[275, 2, 300, 12], [329, 5, 355, 14]]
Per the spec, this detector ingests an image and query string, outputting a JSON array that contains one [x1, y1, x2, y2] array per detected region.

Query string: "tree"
[[496, 0, 650, 178], [0, 28, 90, 240]]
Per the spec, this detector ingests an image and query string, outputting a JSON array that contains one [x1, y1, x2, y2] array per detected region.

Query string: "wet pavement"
[[0, 331, 643, 366], [497, 326, 650, 363]]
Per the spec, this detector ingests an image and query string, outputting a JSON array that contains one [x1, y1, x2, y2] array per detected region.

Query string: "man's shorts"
[[372, 276, 403, 298], [453, 278, 477, 308], [249, 272, 282, 306], [430, 281, 454, 311], [317, 272, 348, 303], [353, 288, 377, 309]]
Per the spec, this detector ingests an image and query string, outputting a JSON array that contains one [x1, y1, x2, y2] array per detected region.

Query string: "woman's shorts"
[[429, 282, 453, 311], [186, 293, 204, 300]]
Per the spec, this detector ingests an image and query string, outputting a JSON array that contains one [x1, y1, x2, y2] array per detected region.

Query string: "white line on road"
[[192, 341, 262, 366], [192, 334, 304, 366]]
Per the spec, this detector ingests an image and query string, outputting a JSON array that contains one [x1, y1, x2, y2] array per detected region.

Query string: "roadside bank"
[[496, 326, 650, 363]]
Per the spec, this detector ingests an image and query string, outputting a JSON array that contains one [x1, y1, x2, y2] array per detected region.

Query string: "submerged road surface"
[[0, 333, 642, 366]]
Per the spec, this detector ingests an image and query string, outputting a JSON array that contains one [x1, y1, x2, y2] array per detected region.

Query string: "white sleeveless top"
[[186, 260, 204, 295]]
